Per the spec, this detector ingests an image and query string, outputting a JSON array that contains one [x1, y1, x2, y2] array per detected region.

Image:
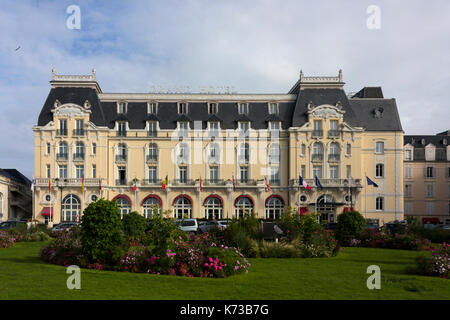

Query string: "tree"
[[336, 211, 366, 245]]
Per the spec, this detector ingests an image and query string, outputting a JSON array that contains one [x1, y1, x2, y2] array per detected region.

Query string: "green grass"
[[0, 242, 448, 300]]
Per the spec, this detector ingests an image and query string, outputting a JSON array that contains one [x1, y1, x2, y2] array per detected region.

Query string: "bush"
[[80, 199, 125, 266], [122, 211, 147, 241], [258, 241, 300, 258], [0, 230, 21, 248], [40, 229, 88, 267], [278, 208, 322, 241], [336, 211, 365, 245], [350, 229, 431, 250], [412, 243, 450, 278]]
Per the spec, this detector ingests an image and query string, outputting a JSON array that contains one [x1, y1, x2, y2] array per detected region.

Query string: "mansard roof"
[[36, 70, 403, 132]]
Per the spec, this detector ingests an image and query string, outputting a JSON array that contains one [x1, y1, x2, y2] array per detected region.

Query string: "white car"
[[175, 219, 198, 233]]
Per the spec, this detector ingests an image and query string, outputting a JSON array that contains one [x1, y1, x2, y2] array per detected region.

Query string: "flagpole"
[[364, 172, 367, 219]]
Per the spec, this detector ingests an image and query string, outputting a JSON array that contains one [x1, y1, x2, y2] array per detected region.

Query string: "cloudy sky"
[[1, 0, 449, 178]]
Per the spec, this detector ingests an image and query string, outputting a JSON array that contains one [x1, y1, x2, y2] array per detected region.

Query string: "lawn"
[[0, 241, 448, 300]]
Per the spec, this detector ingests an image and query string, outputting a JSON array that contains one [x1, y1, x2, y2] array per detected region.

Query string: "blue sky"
[[1, 0, 449, 178]]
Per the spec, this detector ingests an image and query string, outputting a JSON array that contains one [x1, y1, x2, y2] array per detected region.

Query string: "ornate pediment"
[[52, 103, 91, 117], [308, 104, 345, 120]]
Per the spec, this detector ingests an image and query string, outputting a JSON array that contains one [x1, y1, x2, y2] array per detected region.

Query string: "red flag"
[[232, 175, 236, 191], [199, 176, 202, 192], [264, 176, 271, 192], [131, 177, 137, 192], [99, 178, 102, 191], [162, 175, 167, 191], [48, 177, 51, 193]]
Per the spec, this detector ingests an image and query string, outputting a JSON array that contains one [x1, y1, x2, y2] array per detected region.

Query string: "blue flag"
[[366, 176, 378, 188], [315, 175, 323, 190]]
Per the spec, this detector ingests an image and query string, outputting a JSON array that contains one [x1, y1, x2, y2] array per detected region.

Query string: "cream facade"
[[0, 169, 32, 222], [32, 69, 404, 225], [403, 132, 450, 225]]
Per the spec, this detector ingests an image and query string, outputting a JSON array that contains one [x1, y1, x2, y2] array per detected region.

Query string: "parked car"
[[365, 222, 380, 230], [175, 219, 198, 233], [436, 224, 450, 231], [0, 220, 27, 230], [52, 222, 79, 232], [197, 220, 231, 234], [325, 222, 338, 231], [383, 220, 407, 234]]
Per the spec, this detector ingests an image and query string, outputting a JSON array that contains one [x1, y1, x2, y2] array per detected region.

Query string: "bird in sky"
[[15, 46, 21, 51]]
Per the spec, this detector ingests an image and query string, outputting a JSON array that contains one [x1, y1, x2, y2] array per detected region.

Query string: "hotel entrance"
[[316, 194, 336, 223]]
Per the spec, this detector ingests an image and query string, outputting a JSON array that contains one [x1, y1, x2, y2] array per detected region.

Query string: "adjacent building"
[[403, 131, 450, 225], [32, 69, 404, 225], [0, 169, 32, 222]]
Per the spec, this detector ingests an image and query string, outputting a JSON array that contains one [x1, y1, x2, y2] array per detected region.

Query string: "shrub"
[[258, 241, 300, 258], [39, 229, 87, 267], [0, 230, 20, 248], [206, 246, 251, 277], [292, 229, 340, 258], [351, 229, 431, 250], [122, 211, 147, 241], [336, 211, 365, 245], [278, 208, 322, 241], [80, 199, 125, 266], [221, 224, 257, 257], [412, 243, 450, 278]]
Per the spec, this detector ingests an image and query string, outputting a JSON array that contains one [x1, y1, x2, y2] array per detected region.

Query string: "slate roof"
[[36, 80, 403, 132], [404, 132, 449, 162], [0, 169, 31, 186]]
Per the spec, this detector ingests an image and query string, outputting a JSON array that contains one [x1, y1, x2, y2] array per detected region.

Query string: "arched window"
[[234, 196, 253, 218], [312, 142, 323, 161], [61, 194, 81, 222], [204, 196, 223, 219], [375, 164, 384, 178], [329, 142, 340, 161], [239, 143, 249, 163], [376, 197, 384, 211], [268, 143, 280, 163], [115, 196, 131, 218], [173, 196, 192, 219], [143, 196, 161, 218], [148, 143, 158, 162], [265, 196, 284, 219]]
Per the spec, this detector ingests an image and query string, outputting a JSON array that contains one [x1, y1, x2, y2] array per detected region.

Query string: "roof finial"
[[338, 69, 343, 81], [299, 69, 304, 80], [92, 68, 96, 80], [51, 68, 56, 79]]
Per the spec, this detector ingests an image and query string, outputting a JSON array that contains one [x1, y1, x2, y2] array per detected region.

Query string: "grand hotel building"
[[33, 69, 404, 225]]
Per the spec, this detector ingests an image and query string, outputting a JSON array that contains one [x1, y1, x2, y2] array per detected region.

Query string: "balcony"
[[328, 130, 339, 138], [203, 179, 225, 186], [290, 178, 362, 188], [73, 153, 85, 161], [312, 130, 323, 138], [35, 178, 101, 187], [146, 155, 158, 163], [73, 129, 84, 136], [269, 179, 280, 185], [56, 153, 68, 161], [142, 179, 162, 185], [312, 154, 323, 162], [56, 129, 68, 136], [328, 154, 340, 162], [115, 179, 127, 186], [115, 154, 127, 162], [172, 179, 195, 185], [237, 179, 257, 185]]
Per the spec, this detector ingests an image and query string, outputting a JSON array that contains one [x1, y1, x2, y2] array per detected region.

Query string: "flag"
[[131, 177, 137, 192], [264, 176, 271, 192], [299, 176, 311, 191], [199, 176, 202, 192], [366, 176, 378, 188], [48, 177, 51, 192], [315, 175, 323, 190], [81, 177, 85, 193], [299, 207, 309, 216], [232, 174, 236, 191], [162, 175, 167, 191], [99, 178, 102, 191]]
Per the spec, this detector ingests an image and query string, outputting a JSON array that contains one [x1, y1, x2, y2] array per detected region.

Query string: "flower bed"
[[413, 243, 450, 279], [349, 229, 431, 251], [0, 230, 22, 248]]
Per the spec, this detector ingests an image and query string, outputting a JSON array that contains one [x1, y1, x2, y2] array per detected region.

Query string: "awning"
[[422, 217, 440, 224], [41, 207, 53, 217]]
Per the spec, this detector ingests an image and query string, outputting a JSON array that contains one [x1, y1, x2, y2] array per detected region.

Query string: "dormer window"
[[178, 103, 187, 114], [268, 103, 278, 115], [178, 121, 189, 137], [148, 102, 157, 114], [148, 121, 157, 137], [269, 121, 280, 131], [118, 102, 127, 114], [238, 103, 248, 115], [209, 121, 219, 137], [239, 122, 250, 134], [209, 103, 218, 114], [117, 122, 127, 137]]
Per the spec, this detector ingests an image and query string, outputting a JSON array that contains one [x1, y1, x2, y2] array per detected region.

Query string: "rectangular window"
[[426, 202, 435, 215], [346, 144, 351, 156], [376, 197, 384, 211], [209, 166, 218, 182], [75, 119, 84, 135], [313, 165, 322, 179], [178, 103, 187, 114], [92, 165, 96, 178], [404, 167, 412, 179], [301, 144, 306, 156], [59, 165, 67, 179], [46, 143, 51, 155], [346, 165, 351, 179], [92, 143, 97, 155], [405, 150, 412, 160], [239, 122, 250, 134], [376, 141, 384, 154], [118, 166, 126, 184], [269, 167, 279, 183], [240, 166, 249, 183], [329, 165, 339, 179], [426, 167, 435, 178], [301, 165, 306, 178], [148, 166, 157, 183], [329, 120, 339, 137], [59, 120, 67, 136], [148, 121, 157, 137], [376, 164, 384, 178], [269, 103, 277, 115], [46, 165, 51, 178], [179, 121, 188, 130], [75, 165, 84, 179], [209, 103, 218, 114], [209, 122, 219, 134], [313, 120, 323, 137], [238, 103, 248, 115], [179, 166, 187, 183], [118, 102, 126, 114], [269, 122, 280, 131], [426, 183, 434, 198], [148, 103, 157, 114], [404, 184, 412, 197], [405, 202, 413, 215], [118, 122, 127, 137]]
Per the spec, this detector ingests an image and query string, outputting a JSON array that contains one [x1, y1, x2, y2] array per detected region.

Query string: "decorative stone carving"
[[308, 104, 345, 119], [372, 107, 384, 118], [335, 101, 343, 109], [54, 99, 61, 108], [307, 101, 314, 111], [84, 100, 91, 109]]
